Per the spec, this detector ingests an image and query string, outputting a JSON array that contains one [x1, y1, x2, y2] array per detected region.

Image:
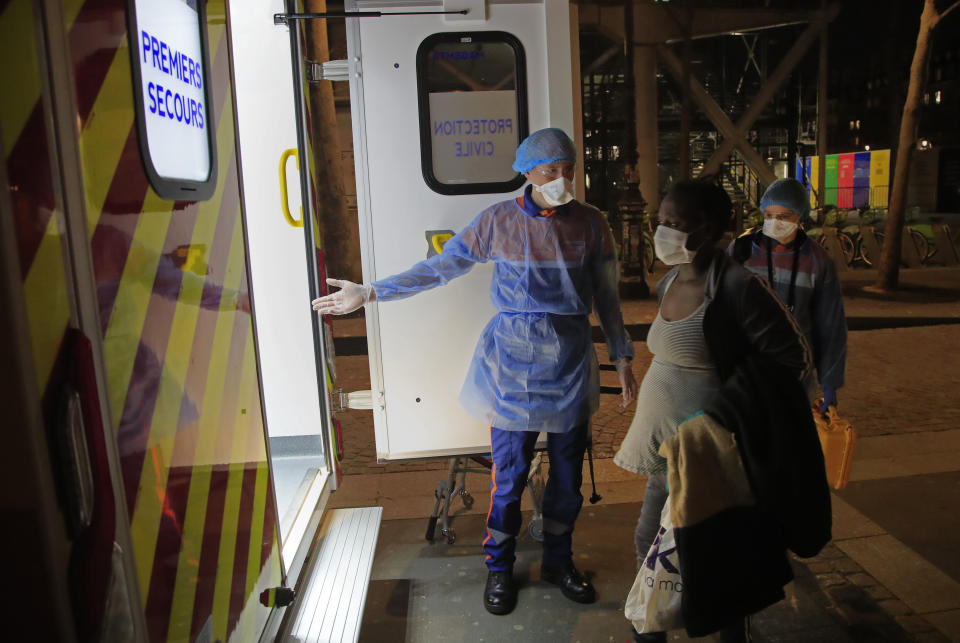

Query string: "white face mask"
[[534, 176, 575, 207], [653, 225, 696, 265], [762, 218, 799, 242]]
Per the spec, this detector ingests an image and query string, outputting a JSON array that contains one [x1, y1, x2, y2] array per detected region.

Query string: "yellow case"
[[814, 407, 857, 490]]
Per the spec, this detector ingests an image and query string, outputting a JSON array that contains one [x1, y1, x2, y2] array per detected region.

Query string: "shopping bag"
[[624, 498, 684, 634], [813, 405, 857, 490]]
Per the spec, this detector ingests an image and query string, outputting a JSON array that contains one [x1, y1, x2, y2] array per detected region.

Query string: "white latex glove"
[[311, 278, 374, 315], [616, 357, 637, 408]]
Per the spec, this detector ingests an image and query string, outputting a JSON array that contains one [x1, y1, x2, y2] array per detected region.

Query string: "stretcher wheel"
[[461, 492, 474, 509], [528, 517, 543, 542], [441, 528, 456, 545]]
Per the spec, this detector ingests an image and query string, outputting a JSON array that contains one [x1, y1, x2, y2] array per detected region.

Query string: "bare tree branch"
[[938, 0, 960, 21]]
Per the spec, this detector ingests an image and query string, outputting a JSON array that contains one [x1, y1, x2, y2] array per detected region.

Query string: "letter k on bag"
[[645, 526, 679, 574]]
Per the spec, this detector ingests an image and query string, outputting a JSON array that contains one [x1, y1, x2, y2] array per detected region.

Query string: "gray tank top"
[[613, 271, 720, 475], [647, 273, 713, 369]]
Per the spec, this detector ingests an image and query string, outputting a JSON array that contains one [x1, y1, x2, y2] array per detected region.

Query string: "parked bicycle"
[[802, 206, 856, 267], [856, 207, 935, 267]]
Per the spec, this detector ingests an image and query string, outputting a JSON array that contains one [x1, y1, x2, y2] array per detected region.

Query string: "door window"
[[417, 32, 529, 194]]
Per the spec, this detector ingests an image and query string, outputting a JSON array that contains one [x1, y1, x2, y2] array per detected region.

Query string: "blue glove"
[[819, 386, 838, 413]]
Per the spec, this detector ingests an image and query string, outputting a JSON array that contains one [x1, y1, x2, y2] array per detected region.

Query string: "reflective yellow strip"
[[0, 0, 86, 151], [101, 189, 174, 421], [232, 542, 282, 643], [234, 461, 270, 640], [79, 46, 134, 233], [164, 462, 213, 635], [246, 462, 270, 597], [212, 336, 258, 642], [165, 212, 248, 640], [6, 0, 108, 400], [257, 531, 283, 638], [129, 103, 238, 603], [268, 545, 282, 610], [63, 0, 84, 28], [22, 216, 71, 393], [166, 459, 214, 639], [165, 459, 215, 638], [0, 0, 69, 398], [0, 0, 43, 154]]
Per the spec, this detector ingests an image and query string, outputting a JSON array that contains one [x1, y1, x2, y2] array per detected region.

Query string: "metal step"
[[281, 507, 383, 642]]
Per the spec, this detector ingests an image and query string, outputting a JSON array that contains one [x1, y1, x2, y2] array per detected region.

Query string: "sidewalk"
[[328, 265, 960, 641]]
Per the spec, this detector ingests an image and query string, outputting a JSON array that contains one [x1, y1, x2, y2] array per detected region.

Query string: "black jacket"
[[664, 251, 831, 637]]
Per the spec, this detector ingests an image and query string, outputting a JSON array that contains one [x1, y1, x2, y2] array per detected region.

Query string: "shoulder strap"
[[732, 231, 756, 264]]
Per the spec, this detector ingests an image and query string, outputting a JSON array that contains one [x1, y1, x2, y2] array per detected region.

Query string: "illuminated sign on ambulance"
[[128, 0, 217, 200]]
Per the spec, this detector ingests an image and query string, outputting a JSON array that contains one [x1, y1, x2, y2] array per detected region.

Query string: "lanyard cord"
[[766, 234, 801, 311]]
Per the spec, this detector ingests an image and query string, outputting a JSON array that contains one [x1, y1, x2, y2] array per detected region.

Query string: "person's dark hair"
[[665, 178, 733, 245]]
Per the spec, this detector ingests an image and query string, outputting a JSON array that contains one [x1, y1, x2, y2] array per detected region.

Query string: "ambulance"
[[1, 0, 578, 639]]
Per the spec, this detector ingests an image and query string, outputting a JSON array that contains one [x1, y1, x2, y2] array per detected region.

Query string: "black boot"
[[718, 616, 750, 643], [630, 627, 666, 642], [541, 562, 596, 604], [483, 569, 517, 615]]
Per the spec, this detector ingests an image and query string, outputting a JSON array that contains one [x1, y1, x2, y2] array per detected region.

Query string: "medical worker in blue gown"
[[312, 128, 637, 616]]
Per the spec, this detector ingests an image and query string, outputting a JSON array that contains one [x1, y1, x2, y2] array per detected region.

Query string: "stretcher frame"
[[423, 408, 611, 546], [425, 450, 546, 546]]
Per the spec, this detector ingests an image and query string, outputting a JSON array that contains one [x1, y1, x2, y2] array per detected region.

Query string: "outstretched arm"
[[312, 280, 375, 315], [370, 243, 479, 303], [311, 211, 491, 315]]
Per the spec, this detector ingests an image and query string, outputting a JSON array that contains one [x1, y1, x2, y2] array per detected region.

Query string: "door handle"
[[279, 148, 304, 227], [430, 233, 453, 255]]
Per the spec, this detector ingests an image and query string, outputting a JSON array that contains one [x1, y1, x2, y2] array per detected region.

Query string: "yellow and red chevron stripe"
[[1, 0, 72, 404], [2, 0, 282, 640]]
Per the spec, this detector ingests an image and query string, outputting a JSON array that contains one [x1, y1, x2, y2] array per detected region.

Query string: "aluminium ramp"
[[283, 507, 383, 642]]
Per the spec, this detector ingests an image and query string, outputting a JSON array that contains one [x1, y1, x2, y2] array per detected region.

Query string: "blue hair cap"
[[512, 128, 577, 173], [760, 178, 811, 221]]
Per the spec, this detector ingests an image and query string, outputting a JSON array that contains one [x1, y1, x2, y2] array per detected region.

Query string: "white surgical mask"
[[653, 225, 696, 265], [534, 176, 575, 207], [762, 218, 799, 242]]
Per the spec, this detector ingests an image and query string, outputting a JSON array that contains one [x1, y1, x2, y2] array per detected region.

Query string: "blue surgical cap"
[[760, 178, 811, 221], [512, 128, 577, 173]]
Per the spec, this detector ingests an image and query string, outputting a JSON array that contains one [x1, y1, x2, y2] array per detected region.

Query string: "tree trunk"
[[304, 0, 362, 284], [875, 0, 945, 290]]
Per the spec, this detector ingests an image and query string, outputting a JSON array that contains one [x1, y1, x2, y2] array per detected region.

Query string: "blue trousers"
[[482, 423, 588, 572]]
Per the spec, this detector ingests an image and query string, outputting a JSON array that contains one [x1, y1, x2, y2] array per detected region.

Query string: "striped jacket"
[[730, 230, 847, 390]]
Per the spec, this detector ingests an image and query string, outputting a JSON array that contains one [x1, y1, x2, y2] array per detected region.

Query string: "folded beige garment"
[[659, 412, 755, 529]]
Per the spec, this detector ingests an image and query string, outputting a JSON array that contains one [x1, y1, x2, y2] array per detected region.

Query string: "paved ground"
[[325, 264, 960, 641], [357, 509, 926, 643]]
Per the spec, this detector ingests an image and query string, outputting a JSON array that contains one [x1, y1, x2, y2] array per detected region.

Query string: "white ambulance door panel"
[[228, 0, 330, 569], [347, 0, 579, 459]]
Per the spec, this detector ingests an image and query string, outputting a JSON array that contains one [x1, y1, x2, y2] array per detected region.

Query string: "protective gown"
[[372, 187, 634, 433]]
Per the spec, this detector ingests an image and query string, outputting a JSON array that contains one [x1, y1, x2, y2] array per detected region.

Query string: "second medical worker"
[[730, 178, 847, 410]]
